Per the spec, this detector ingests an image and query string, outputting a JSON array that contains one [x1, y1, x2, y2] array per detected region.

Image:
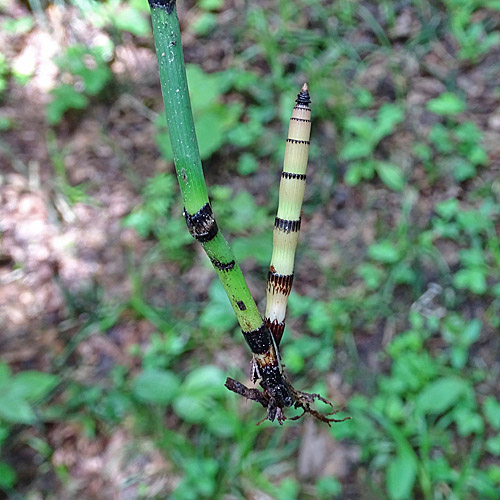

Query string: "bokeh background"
[[1, 0, 500, 498]]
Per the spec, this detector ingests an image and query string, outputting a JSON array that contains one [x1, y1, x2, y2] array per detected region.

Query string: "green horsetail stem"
[[265, 84, 311, 346], [148, 0, 293, 410]]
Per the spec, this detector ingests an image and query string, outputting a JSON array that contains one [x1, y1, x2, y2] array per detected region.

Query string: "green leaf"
[[227, 120, 262, 147], [237, 153, 258, 175], [375, 103, 405, 139], [182, 365, 225, 395], [0, 362, 11, 388], [344, 163, 364, 185], [486, 434, 500, 455], [192, 12, 217, 36], [114, 6, 151, 36], [132, 369, 180, 405], [457, 209, 490, 235], [199, 280, 237, 332], [459, 248, 485, 267], [1, 16, 33, 34], [287, 292, 314, 317], [454, 121, 482, 143], [415, 377, 468, 415], [186, 64, 220, 112], [276, 478, 299, 500], [344, 116, 375, 139], [466, 144, 488, 166], [199, 0, 224, 10], [172, 394, 209, 423], [463, 318, 481, 344], [206, 408, 238, 437], [454, 407, 484, 436], [368, 241, 400, 263], [340, 139, 373, 160], [307, 301, 333, 334], [375, 161, 405, 191], [429, 123, 454, 153], [427, 92, 466, 115], [344, 159, 376, 186], [232, 232, 272, 266], [452, 158, 476, 182], [435, 198, 459, 220], [487, 464, 500, 484], [173, 366, 226, 424], [453, 268, 487, 295], [47, 85, 88, 125], [9, 371, 59, 401], [195, 111, 225, 159], [0, 396, 36, 424], [80, 64, 111, 96], [354, 87, 373, 108], [282, 344, 305, 374], [316, 476, 342, 498], [0, 462, 16, 488], [413, 142, 432, 161], [484, 396, 500, 430], [386, 449, 417, 500]]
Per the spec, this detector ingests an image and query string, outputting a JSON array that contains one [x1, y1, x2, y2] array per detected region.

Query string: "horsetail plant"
[[265, 84, 311, 348], [148, 0, 349, 425]]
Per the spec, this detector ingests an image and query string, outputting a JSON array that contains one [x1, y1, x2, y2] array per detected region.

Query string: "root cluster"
[[225, 374, 350, 426]]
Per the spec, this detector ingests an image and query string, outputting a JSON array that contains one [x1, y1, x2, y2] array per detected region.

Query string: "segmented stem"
[[148, 0, 292, 410], [265, 84, 311, 345]]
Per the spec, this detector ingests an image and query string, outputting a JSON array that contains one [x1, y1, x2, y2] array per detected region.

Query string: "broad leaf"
[[0, 396, 36, 424], [368, 241, 400, 263], [9, 371, 59, 401], [427, 92, 466, 115], [415, 377, 468, 415], [386, 449, 417, 500], [132, 369, 180, 405], [375, 161, 405, 191]]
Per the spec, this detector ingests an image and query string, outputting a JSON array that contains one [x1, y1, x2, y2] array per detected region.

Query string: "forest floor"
[[1, 0, 500, 499]]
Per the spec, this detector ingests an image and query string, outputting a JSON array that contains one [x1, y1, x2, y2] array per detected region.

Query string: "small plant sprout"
[[148, 0, 349, 425]]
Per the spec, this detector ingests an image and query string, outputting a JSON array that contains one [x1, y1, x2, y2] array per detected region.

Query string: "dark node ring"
[[286, 138, 310, 145], [184, 203, 218, 242], [266, 318, 286, 346], [242, 323, 272, 355], [267, 271, 294, 295], [274, 217, 301, 233], [210, 258, 235, 272], [282, 171, 306, 181], [148, 0, 176, 13], [295, 89, 311, 106]]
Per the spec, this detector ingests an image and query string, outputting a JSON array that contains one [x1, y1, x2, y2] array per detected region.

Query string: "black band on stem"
[[210, 258, 235, 272], [267, 271, 294, 295], [242, 323, 272, 355], [282, 171, 306, 181], [274, 217, 301, 233], [148, 0, 176, 13], [296, 87, 311, 106], [184, 203, 218, 242]]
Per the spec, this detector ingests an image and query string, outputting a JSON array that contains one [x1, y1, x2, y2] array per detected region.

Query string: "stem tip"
[[295, 83, 311, 106]]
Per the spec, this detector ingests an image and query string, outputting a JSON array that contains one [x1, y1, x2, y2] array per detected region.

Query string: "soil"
[[1, 0, 499, 498]]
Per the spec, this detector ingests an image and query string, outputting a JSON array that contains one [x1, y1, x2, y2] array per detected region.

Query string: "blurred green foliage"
[[341, 103, 406, 190], [1, 0, 500, 499], [48, 43, 113, 124]]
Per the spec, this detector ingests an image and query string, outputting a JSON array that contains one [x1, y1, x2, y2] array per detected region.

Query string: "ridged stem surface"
[[265, 84, 311, 345], [149, 1, 291, 405]]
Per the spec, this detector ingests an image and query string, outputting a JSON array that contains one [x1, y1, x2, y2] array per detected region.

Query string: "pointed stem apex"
[[295, 83, 311, 106]]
